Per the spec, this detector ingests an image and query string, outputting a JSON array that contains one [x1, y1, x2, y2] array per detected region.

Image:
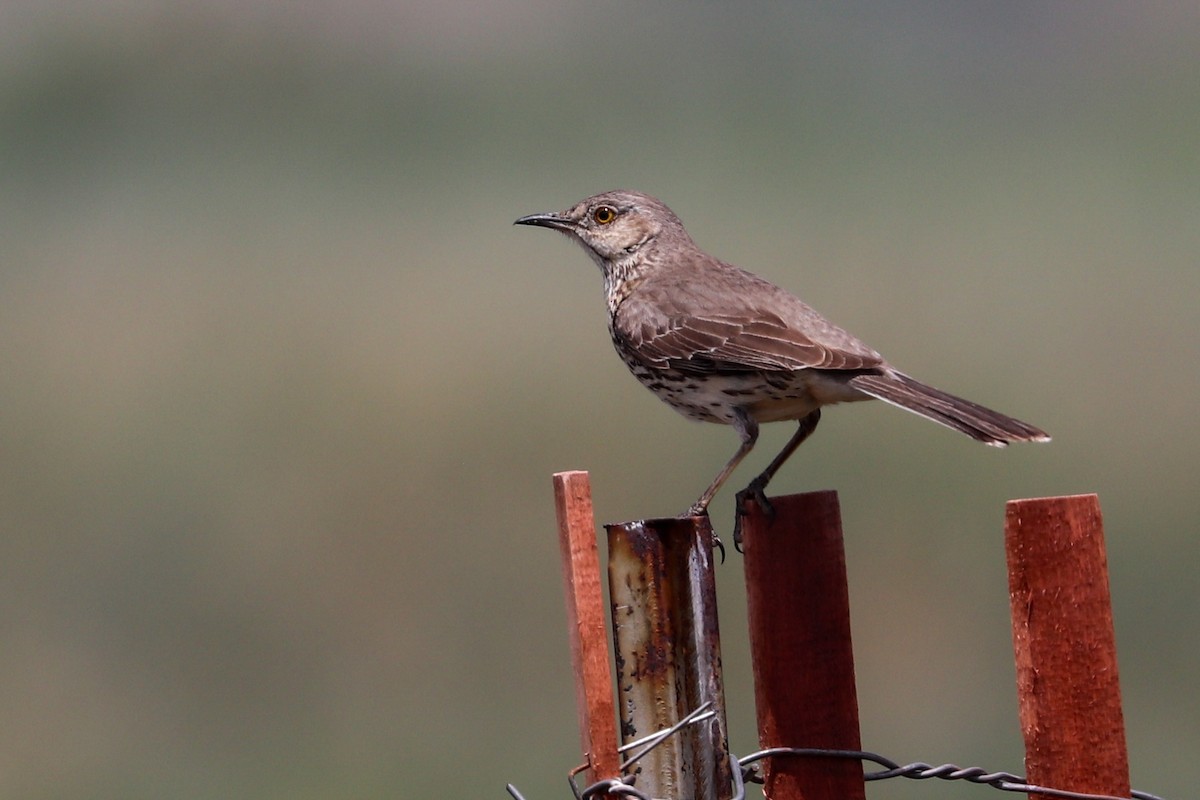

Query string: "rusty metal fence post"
[[607, 515, 732, 800]]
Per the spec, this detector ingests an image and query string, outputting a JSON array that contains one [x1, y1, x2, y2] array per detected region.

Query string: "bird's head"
[[514, 190, 691, 270]]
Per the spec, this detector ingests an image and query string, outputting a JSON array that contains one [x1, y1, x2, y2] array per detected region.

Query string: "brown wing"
[[615, 261, 886, 375]]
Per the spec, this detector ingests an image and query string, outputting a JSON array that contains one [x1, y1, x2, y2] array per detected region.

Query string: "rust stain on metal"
[[605, 515, 732, 799]]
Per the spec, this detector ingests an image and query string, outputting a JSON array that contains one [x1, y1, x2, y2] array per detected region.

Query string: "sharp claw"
[[733, 513, 746, 553], [732, 498, 751, 552], [678, 507, 724, 562], [712, 533, 726, 564], [733, 476, 774, 550]]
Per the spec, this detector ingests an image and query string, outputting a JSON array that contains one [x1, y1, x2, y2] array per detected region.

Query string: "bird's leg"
[[684, 409, 758, 517], [734, 409, 822, 548]]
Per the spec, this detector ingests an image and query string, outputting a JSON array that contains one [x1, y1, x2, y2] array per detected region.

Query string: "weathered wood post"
[[741, 491, 866, 800], [1006, 494, 1131, 800], [552, 471, 620, 786]]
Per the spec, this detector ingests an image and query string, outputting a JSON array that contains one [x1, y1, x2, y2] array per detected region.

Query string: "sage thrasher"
[[515, 190, 1049, 532]]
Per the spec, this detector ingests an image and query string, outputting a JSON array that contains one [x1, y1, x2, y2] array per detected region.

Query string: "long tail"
[[848, 372, 1050, 446]]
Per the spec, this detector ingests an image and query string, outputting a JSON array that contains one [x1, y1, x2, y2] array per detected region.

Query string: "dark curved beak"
[[514, 212, 574, 232]]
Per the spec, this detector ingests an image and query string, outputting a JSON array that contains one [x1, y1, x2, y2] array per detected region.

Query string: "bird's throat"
[[603, 256, 646, 314]]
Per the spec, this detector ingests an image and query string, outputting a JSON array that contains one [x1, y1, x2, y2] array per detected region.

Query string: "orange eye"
[[592, 205, 617, 225]]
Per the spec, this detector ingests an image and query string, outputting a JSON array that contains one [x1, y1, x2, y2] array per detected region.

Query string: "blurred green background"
[[1, 2, 1196, 798]]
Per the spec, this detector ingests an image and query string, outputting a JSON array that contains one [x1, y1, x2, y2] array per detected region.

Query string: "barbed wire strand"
[[619, 702, 716, 771], [740, 747, 1165, 800], [552, 703, 722, 800], [508, 714, 1167, 800], [567, 745, 747, 800], [617, 705, 714, 755]]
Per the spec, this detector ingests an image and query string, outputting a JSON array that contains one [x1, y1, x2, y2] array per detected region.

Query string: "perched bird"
[[515, 190, 1049, 533]]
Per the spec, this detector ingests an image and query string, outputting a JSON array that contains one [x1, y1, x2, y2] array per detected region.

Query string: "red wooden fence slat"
[[1005, 494, 1131, 800], [552, 471, 620, 784], [742, 491, 866, 800]]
